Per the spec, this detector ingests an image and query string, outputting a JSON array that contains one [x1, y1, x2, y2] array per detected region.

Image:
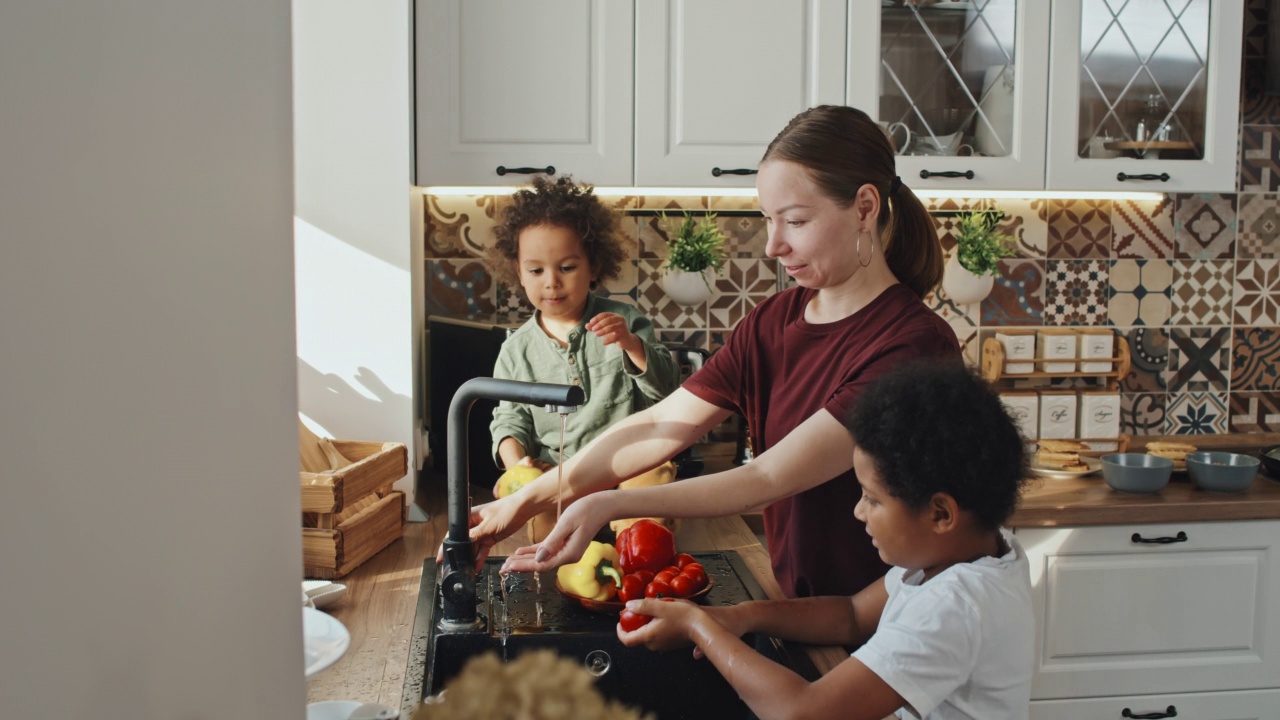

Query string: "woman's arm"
[[502, 406, 855, 571]]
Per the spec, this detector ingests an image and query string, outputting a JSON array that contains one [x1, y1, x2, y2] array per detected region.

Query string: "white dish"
[[304, 607, 350, 679], [304, 580, 348, 610], [1031, 456, 1102, 479], [307, 701, 363, 720]]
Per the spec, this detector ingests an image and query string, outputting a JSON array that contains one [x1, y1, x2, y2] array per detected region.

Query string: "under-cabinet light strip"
[[421, 186, 1165, 202]]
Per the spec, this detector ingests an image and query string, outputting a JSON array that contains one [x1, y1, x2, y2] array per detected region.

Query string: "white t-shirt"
[[851, 529, 1034, 720]]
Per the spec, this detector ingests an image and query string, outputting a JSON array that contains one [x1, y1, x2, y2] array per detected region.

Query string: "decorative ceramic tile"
[[424, 194, 506, 258], [1121, 392, 1167, 437], [1046, 199, 1111, 259], [1229, 392, 1280, 433], [1119, 327, 1169, 393], [1111, 196, 1174, 259], [709, 259, 777, 330], [1233, 326, 1280, 391], [708, 330, 730, 354], [1241, 125, 1280, 192], [494, 282, 534, 315], [657, 329, 708, 350], [637, 214, 673, 259], [979, 259, 1044, 326], [1044, 259, 1109, 326], [637, 259, 705, 330], [993, 198, 1048, 258], [1106, 259, 1171, 327], [425, 259, 497, 316], [594, 260, 640, 305], [927, 286, 980, 365], [1167, 327, 1231, 393], [1174, 193, 1237, 259], [1170, 260, 1234, 326], [634, 195, 709, 211], [923, 197, 990, 213], [708, 195, 760, 211], [1236, 194, 1280, 257], [1234, 259, 1280, 325], [1164, 392, 1229, 435], [1241, 83, 1280, 126], [718, 215, 768, 259]]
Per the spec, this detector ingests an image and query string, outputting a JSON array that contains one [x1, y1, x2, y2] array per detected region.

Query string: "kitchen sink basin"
[[401, 551, 818, 720]]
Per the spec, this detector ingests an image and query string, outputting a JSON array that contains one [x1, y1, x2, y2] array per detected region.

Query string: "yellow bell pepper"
[[556, 541, 623, 601]]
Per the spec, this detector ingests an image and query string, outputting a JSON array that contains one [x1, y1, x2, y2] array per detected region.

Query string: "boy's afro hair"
[[847, 360, 1029, 530]]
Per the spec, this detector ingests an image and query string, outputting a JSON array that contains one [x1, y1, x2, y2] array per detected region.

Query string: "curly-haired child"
[[486, 176, 680, 542], [617, 360, 1034, 720]]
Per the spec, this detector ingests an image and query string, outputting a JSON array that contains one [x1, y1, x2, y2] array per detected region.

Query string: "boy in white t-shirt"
[[617, 361, 1035, 720]]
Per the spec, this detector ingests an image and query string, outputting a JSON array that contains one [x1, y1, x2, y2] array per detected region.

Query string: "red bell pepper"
[[614, 518, 677, 575]]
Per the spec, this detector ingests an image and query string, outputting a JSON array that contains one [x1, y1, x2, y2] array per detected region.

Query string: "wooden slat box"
[[303, 490, 406, 579]]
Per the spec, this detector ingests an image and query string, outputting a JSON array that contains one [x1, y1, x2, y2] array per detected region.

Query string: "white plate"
[[304, 581, 348, 610], [304, 607, 350, 679], [1031, 456, 1102, 479]]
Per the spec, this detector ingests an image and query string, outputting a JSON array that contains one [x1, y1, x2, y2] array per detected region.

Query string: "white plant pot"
[[942, 252, 994, 305], [661, 268, 715, 306]]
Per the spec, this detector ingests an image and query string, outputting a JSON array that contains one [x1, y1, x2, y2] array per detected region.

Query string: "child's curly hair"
[[487, 175, 626, 288], [846, 360, 1030, 531]]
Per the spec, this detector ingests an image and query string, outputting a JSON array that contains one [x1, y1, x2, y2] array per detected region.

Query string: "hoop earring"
[[856, 230, 875, 268]]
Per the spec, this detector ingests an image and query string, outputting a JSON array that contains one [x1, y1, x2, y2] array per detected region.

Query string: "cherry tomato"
[[653, 570, 677, 586], [645, 579, 672, 598], [680, 563, 707, 589], [675, 553, 697, 569], [632, 569, 656, 586], [669, 574, 696, 598], [619, 609, 651, 632], [618, 574, 646, 603], [662, 565, 682, 577]]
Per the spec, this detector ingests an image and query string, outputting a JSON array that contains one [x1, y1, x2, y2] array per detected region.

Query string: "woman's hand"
[[433, 494, 531, 570], [499, 492, 612, 573], [615, 598, 712, 653]]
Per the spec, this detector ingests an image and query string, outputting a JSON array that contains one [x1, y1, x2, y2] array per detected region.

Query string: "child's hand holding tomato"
[[616, 598, 704, 653]]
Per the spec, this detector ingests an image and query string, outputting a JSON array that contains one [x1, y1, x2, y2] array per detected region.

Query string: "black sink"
[[401, 551, 818, 720]]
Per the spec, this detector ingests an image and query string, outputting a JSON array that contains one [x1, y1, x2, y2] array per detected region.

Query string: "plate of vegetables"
[[556, 519, 713, 613]]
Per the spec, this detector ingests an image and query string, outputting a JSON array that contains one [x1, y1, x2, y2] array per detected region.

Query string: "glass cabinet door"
[[848, 0, 1050, 191], [1046, 0, 1243, 192]]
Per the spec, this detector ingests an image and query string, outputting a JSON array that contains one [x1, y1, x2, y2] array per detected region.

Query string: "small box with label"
[[1079, 329, 1116, 374], [999, 392, 1039, 441], [1037, 329, 1078, 374], [1079, 391, 1121, 451], [996, 330, 1037, 374], [1038, 390, 1078, 440]]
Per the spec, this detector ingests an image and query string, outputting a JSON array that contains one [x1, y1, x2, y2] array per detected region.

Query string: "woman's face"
[[516, 223, 596, 326], [757, 160, 866, 289]]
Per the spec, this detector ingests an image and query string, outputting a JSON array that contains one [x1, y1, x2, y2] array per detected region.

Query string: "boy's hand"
[[615, 598, 708, 652], [586, 312, 639, 352]]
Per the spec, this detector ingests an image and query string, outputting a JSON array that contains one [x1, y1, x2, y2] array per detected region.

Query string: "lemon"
[[495, 465, 544, 498]]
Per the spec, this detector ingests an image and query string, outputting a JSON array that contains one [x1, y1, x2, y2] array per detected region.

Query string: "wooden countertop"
[[1011, 433, 1280, 526]]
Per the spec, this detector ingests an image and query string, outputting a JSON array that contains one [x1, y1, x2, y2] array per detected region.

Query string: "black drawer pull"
[[1116, 172, 1170, 182], [496, 165, 555, 176], [1131, 531, 1187, 544], [919, 169, 975, 179], [712, 167, 757, 176], [1122, 705, 1176, 719]]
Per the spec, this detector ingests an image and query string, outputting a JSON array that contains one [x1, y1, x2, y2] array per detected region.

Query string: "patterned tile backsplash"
[[421, 0, 1280, 439]]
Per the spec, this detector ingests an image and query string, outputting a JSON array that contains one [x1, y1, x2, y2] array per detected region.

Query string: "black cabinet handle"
[[1131, 531, 1187, 544], [712, 167, 757, 176], [1122, 705, 1176, 719], [919, 169, 975, 179], [1116, 172, 1170, 182], [496, 165, 555, 176]]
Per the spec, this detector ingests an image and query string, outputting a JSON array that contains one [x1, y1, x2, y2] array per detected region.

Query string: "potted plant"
[[941, 209, 1018, 305], [659, 212, 727, 305]]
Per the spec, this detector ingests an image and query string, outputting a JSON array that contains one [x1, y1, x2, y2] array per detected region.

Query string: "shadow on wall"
[[297, 358, 412, 446]]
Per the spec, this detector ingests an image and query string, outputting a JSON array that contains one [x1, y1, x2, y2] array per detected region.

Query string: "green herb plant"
[[660, 212, 727, 289], [953, 209, 1017, 277]]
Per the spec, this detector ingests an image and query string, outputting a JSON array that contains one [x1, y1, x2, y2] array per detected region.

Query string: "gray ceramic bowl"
[[1185, 451, 1259, 493], [1101, 453, 1173, 494]]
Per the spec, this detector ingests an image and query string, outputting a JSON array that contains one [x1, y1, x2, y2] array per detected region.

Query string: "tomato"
[[680, 563, 707, 589], [675, 553, 697, 569], [632, 569, 656, 586], [618, 573, 646, 603], [645, 579, 672, 598], [669, 574, 696, 598], [653, 570, 677, 586], [619, 609, 651, 633], [662, 565, 682, 577]]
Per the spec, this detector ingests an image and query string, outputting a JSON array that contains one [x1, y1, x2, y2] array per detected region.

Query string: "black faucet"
[[440, 377, 585, 630]]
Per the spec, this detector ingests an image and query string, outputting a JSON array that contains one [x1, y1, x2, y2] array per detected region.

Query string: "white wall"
[[293, 0, 418, 502], [0, 2, 303, 718]]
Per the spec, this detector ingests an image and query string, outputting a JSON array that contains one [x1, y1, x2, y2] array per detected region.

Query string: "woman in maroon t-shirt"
[[475, 105, 962, 598]]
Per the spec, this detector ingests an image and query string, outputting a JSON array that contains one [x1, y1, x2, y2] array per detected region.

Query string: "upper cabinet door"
[[1045, 0, 1243, 192], [634, 0, 847, 187], [847, 0, 1051, 191], [414, 0, 634, 187]]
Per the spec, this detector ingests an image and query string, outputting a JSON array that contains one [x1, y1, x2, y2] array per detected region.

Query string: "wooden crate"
[[299, 420, 408, 579]]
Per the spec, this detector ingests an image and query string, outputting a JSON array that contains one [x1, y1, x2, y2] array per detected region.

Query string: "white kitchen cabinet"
[[1045, 0, 1244, 192], [847, 0, 1051, 191], [1016, 520, 1280, 706], [1031, 689, 1280, 720], [633, 0, 847, 187], [414, 0, 634, 187]]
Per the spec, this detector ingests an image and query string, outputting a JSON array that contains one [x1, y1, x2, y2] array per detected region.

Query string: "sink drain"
[[583, 650, 612, 677]]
